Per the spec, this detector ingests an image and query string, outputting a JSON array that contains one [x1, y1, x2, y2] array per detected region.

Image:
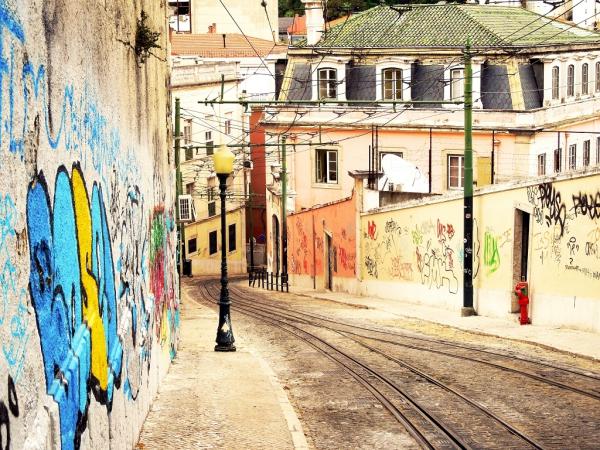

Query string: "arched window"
[[552, 66, 559, 100], [567, 64, 575, 97], [582, 63, 589, 95], [318, 68, 337, 100], [596, 62, 600, 92], [382, 68, 403, 100]]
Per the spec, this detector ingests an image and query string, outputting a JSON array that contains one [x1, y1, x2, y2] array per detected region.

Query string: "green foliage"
[[135, 11, 161, 64]]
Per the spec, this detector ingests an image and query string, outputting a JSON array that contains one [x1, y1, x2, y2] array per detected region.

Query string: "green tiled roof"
[[314, 4, 600, 48]]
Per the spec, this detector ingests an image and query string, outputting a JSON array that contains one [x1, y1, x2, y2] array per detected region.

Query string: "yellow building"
[[185, 206, 247, 275]]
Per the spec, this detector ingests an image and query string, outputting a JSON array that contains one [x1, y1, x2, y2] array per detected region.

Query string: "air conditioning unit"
[[178, 195, 195, 222]]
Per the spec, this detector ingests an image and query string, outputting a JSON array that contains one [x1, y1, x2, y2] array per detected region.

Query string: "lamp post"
[[213, 145, 236, 352]]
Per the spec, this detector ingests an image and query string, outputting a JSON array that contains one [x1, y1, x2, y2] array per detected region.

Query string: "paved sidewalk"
[[136, 284, 308, 450], [291, 287, 600, 361]]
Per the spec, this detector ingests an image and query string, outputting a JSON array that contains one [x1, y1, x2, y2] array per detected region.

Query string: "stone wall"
[[0, 1, 177, 449]]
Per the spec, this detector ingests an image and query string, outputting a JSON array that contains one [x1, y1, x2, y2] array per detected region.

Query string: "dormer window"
[[382, 68, 403, 100], [552, 66, 559, 100], [450, 68, 464, 100], [318, 68, 337, 100], [567, 64, 575, 97]]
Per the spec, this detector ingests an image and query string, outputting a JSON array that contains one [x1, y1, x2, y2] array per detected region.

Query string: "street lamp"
[[213, 145, 236, 352]]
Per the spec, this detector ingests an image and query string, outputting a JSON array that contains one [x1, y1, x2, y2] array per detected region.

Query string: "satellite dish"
[[378, 154, 428, 193]]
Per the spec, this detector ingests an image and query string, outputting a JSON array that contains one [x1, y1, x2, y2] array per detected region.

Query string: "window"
[[205, 131, 214, 156], [228, 223, 236, 252], [382, 68, 403, 100], [184, 119, 193, 160], [318, 68, 337, 100], [567, 64, 575, 97], [209, 230, 218, 255], [208, 201, 216, 217], [537, 153, 546, 176], [188, 237, 197, 254], [185, 182, 195, 195], [554, 148, 562, 173], [552, 66, 559, 100], [568, 144, 577, 170], [450, 68, 464, 100], [584, 140, 591, 166], [447, 155, 464, 189], [224, 119, 232, 135], [208, 187, 216, 217], [596, 62, 600, 92], [582, 63, 589, 95], [183, 119, 192, 144], [597, 136, 600, 164], [315, 149, 338, 183]]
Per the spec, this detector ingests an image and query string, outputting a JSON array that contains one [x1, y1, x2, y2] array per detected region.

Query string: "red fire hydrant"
[[514, 281, 531, 325]]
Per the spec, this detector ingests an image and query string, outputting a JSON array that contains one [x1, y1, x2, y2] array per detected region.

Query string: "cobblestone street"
[[137, 278, 600, 449]]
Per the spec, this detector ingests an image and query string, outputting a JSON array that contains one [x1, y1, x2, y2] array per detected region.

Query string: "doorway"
[[272, 215, 280, 274], [512, 209, 530, 312], [325, 233, 333, 290]]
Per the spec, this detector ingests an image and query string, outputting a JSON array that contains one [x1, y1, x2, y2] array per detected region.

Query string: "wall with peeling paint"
[[359, 171, 600, 332], [287, 195, 358, 291], [0, 1, 177, 449]]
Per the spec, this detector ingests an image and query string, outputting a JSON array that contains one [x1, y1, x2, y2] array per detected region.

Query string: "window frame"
[[447, 154, 464, 190], [567, 64, 575, 97], [382, 68, 403, 100], [537, 153, 546, 176], [568, 144, 577, 170], [583, 140, 591, 167], [228, 223, 236, 252], [582, 63, 589, 95], [450, 68, 465, 101], [315, 148, 338, 184], [552, 66, 559, 100], [209, 230, 218, 255], [554, 148, 562, 173], [318, 68, 338, 100], [188, 237, 197, 254]]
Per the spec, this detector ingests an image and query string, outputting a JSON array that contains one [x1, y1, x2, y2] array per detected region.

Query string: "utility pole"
[[462, 39, 476, 317], [281, 136, 288, 284], [175, 97, 186, 296]]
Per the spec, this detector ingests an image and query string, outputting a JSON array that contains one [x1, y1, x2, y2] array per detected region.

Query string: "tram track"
[[194, 279, 559, 449], [230, 280, 600, 401]]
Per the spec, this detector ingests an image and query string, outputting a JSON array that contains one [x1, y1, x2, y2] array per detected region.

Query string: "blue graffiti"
[[26, 165, 124, 450], [0, 1, 129, 190]]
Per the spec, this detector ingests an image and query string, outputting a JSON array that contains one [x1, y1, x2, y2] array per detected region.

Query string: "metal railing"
[[248, 267, 289, 292]]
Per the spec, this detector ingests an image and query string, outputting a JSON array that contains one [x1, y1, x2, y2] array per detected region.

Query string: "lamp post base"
[[215, 344, 237, 352]]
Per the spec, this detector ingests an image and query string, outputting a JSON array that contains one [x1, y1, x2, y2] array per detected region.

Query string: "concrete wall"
[[0, 1, 177, 449], [359, 172, 600, 332], [186, 207, 247, 275]]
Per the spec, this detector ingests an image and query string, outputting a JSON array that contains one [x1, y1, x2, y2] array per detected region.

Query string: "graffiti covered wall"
[[287, 195, 357, 290], [0, 1, 177, 449], [360, 172, 600, 332]]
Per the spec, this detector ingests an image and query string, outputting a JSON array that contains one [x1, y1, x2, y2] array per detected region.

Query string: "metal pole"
[[174, 98, 185, 298], [429, 127, 433, 193], [281, 136, 288, 287], [215, 173, 236, 351], [462, 38, 476, 317]]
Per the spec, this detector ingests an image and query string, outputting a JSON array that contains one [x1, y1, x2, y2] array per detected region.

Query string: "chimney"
[[301, 0, 324, 45]]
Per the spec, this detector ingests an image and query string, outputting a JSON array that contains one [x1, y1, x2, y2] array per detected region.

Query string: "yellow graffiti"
[[72, 167, 109, 390]]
